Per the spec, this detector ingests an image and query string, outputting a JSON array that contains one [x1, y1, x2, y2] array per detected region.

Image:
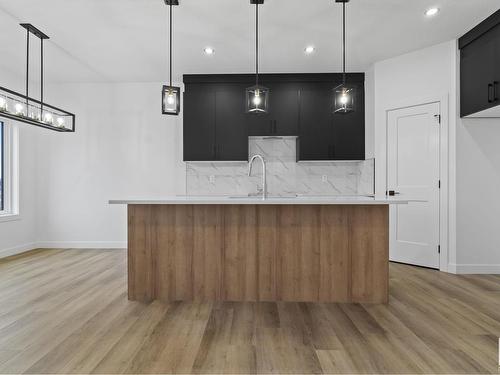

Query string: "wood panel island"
[[110, 197, 410, 304]]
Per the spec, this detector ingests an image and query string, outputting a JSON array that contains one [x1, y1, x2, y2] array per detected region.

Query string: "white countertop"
[[109, 196, 413, 205]]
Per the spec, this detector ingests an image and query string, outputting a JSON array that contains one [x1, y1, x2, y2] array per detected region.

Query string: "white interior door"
[[387, 102, 440, 269]]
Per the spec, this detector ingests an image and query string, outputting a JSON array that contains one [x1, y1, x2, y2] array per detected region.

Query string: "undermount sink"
[[226, 194, 376, 200], [227, 195, 298, 199]]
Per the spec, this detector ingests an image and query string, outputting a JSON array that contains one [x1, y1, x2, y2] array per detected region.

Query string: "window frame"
[[0, 118, 19, 222]]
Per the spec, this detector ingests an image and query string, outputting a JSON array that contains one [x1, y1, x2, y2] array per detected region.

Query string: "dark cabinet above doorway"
[[459, 9, 500, 118], [183, 73, 365, 162]]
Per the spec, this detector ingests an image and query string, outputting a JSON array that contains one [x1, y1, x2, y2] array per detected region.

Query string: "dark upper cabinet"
[[297, 82, 365, 161], [183, 86, 216, 161], [297, 83, 335, 161], [215, 84, 249, 161], [183, 73, 365, 162], [247, 83, 300, 136], [183, 84, 248, 161], [459, 10, 500, 118], [333, 83, 365, 160]]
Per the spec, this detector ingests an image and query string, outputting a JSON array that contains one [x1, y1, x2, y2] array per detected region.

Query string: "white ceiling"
[[0, 0, 498, 84]]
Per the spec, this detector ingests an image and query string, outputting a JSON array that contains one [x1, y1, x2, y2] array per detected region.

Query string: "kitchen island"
[[110, 196, 410, 304]]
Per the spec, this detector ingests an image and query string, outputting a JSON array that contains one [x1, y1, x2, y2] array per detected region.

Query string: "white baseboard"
[[36, 241, 127, 249], [0, 242, 38, 259], [448, 263, 500, 274], [447, 263, 457, 274], [0, 241, 127, 259]]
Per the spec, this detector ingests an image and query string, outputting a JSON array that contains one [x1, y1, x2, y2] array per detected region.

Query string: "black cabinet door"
[[246, 106, 273, 136], [333, 83, 365, 160], [461, 24, 500, 117], [493, 25, 500, 105], [247, 83, 299, 136], [298, 83, 335, 161], [270, 83, 300, 136], [298, 82, 365, 161], [215, 85, 249, 161], [183, 86, 216, 161]]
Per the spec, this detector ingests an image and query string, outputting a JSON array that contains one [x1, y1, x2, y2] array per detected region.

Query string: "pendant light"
[[333, 0, 355, 114], [246, 0, 269, 114], [162, 0, 180, 115], [0, 24, 75, 132]]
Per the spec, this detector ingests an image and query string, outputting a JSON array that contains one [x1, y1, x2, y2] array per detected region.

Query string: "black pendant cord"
[[255, 2, 259, 87], [342, 1, 346, 85], [25, 30, 46, 114], [22, 24, 49, 116], [169, 3, 173, 88], [26, 29, 29, 108], [41, 38, 44, 114]]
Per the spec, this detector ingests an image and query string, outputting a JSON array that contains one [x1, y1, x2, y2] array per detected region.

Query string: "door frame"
[[383, 94, 450, 273]]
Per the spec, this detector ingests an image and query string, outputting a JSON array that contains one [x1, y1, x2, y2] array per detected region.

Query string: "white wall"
[[373, 41, 457, 272], [456, 118, 500, 272], [0, 72, 39, 257], [34, 82, 185, 248], [373, 40, 457, 196], [373, 39, 500, 274]]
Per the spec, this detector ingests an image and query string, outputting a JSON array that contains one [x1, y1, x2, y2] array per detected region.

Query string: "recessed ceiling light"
[[204, 47, 215, 55], [425, 7, 440, 17], [304, 46, 315, 54]]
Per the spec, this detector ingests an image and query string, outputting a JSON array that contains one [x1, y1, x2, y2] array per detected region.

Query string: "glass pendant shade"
[[333, 83, 355, 114], [162, 85, 180, 115], [332, 1, 355, 115], [246, 85, 269, 114], [162, 1, 180, 116]]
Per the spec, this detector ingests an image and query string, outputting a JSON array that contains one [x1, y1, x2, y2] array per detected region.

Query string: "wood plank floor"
[[0, 249, 499, 374]]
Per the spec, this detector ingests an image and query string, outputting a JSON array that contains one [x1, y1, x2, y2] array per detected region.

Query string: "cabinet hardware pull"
[[488, 83, 494, 103], [494, 81, 499, 101]]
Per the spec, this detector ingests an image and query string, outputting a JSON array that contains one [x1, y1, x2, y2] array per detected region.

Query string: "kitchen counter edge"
[[109, 197, 414, 205]]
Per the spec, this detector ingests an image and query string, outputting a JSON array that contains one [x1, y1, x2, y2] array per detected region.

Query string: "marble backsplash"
[[186, 137, 375, 197]]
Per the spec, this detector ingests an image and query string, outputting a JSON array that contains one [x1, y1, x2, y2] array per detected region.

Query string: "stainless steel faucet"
[[248, 154, 267, 200]]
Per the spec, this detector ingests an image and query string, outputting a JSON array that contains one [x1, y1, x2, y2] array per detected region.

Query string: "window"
[[0, 119, 19, 221], [0, 121, 3, 211]]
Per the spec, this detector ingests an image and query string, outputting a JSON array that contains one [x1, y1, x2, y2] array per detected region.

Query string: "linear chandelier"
[[0, 24, 75, 132]]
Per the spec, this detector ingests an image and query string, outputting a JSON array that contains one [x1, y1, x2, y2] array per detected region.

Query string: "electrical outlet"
[[322, 175, 328, 183], [209, 175, 216, 184]]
